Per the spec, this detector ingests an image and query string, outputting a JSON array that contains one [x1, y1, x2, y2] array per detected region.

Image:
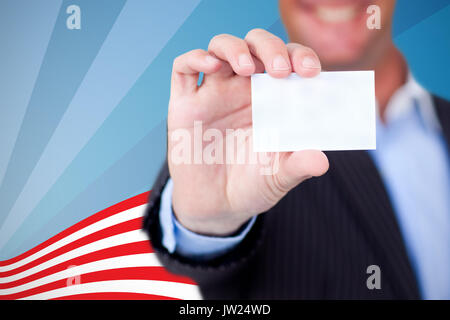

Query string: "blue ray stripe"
[[393, 0, 450, 36], [0, 0, 200, 252], [394, 4, 450, 100], [0, 0, 126, 227], [2, 121, 166, 260], [0, 0, 280, 259], [0, 1, 62, 185]]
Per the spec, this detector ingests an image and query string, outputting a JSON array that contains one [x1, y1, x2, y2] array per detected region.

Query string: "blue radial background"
[[0, 0, 449, 260]]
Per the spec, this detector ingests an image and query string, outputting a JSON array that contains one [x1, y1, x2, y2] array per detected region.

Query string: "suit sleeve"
[[142, 160, 267, 299]]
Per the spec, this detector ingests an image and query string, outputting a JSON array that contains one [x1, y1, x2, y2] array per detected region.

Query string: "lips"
[[295, 0, 369, 24]]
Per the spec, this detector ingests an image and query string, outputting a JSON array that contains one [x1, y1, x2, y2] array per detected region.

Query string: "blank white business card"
[[251, 71, 376, 152]]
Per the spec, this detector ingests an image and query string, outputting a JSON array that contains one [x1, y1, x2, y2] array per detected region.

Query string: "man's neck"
[[374, 45, 408, 121]]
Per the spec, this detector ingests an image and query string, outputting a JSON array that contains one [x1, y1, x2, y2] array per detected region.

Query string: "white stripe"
[[0, 253, 162, 296], [20, 280, 202, 300], [0, 204, 146, 272], [0, 230, 149, 283]]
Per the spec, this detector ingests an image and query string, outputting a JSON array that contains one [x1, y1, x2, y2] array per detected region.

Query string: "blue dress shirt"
[[159, 74, 450, 299]]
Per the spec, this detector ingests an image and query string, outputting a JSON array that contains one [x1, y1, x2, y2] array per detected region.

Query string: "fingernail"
[[302, 56, 321, 69], [272, 55, 290, 71], [238, 54, 253, 67], [205, 55, 220, 65]]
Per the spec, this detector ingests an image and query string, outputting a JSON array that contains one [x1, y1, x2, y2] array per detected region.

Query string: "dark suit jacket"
[[143, 96, 450, 299]]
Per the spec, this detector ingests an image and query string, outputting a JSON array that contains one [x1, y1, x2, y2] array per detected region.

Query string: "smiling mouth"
[[296, 0, 368, 24], [316, 5, 358, 23]]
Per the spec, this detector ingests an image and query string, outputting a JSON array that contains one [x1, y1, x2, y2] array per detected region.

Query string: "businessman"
[[144, 0, 450, 299]]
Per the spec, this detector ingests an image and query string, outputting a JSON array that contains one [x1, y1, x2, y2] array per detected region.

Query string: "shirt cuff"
[[159, 179, 256, 260]]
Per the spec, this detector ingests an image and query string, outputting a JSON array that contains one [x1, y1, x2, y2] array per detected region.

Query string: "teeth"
[[316, 5, 356, 23]]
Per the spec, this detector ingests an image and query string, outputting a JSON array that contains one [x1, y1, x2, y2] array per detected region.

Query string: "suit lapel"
[[433, 95, 450, 150], [325, 150, 421, 299]]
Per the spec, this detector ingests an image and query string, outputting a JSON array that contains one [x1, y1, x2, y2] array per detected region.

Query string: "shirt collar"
[[378, 72, 440, 132]]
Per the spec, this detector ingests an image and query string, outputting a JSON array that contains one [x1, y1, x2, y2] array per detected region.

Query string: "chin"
[[314, 42, 369, 69], [281, 0, 385, 69]]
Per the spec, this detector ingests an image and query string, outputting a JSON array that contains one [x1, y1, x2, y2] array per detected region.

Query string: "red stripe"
[[0, 191, 150, 266], [0, 217, 145, 278], [52, 292, 179, 300], [1, 267, 196, 300], [0, 241, 152, 289]]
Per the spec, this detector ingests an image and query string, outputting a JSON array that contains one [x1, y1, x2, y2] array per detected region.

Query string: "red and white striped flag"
[[0, 192, 201, 300]]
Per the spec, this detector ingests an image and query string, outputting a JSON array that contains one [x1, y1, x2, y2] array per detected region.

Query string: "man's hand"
[[167, 29, 329, 236]]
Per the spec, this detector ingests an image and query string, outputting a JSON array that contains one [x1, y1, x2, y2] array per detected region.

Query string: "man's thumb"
[[275, 150, 329, 191]]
